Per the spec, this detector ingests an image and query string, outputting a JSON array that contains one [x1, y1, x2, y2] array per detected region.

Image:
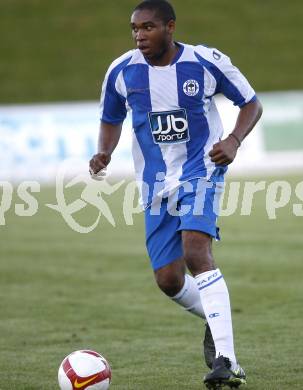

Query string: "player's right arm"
[[89, 52, 132, 177], [89, 121, 122, 174]]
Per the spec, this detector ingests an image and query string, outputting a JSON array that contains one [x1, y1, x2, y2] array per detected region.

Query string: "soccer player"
[[89, 0, 262, 388]]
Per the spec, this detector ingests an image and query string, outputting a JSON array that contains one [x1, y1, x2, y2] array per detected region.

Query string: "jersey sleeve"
[[214, 50, 256, 107], [100, 63, 127, 125], [196, 46, 256, 107]]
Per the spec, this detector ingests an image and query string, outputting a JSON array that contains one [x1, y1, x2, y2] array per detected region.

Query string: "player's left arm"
[[206, 48, 263, 165], [209, 98, 263, 165]]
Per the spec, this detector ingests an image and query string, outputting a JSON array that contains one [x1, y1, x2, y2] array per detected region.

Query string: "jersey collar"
[[143, 42, 184, 68]]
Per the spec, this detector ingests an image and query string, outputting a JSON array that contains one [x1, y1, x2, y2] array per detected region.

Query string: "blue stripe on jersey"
[[123, 64, 167, 205], [102, 57, 132, 124], [194, 52, 246, 107], [176, 61, 209, 181], [123, 64, 151, 129]]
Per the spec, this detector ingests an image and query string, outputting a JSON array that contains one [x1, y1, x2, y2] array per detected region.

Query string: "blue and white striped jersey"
[[100, 43, 256, 206]]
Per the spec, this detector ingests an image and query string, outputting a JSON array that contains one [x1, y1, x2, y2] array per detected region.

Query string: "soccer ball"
[[58, 350, 111, 390]]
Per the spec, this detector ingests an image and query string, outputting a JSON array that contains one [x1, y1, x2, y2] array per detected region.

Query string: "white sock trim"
[[196, 269, 223, 291]]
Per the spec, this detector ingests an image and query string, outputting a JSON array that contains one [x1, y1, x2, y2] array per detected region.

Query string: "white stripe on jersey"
[[203, 66, 217, 97], [203, 98, 224, 179], [148, 64, 188, 194], [127, 49, 146, 66], [115, 70, 127, 98], [179, 44, 199, 62], [132, 131, 146, 202]]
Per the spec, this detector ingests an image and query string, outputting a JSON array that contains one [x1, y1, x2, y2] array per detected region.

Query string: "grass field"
[[0, 0, 303, 103], [1, 176, 303, 389]]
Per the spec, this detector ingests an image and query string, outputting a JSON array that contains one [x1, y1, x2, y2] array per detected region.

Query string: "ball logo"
[[183, 79, 199, 96], [74, 375, 99, 388], [148, 109, 190, 144]]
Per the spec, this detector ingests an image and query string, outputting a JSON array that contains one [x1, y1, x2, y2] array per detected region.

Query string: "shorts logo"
[[148, 109, 190, 144], [183, 79, 199, 96]]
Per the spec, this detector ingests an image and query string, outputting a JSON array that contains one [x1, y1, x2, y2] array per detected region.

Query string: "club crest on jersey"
[[183, 79, 199, 96], [148, 109, 190, 144]]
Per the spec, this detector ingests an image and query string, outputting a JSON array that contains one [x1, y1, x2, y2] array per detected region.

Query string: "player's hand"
[[89, 152, 111, 180], [209, 135, 240, 165]]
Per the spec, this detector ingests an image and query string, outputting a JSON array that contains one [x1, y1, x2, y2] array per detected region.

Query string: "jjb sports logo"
[[148, 109, 190, 144]]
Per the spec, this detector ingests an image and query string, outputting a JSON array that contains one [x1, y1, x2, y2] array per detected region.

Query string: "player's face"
[[130, 9, 175, 60]]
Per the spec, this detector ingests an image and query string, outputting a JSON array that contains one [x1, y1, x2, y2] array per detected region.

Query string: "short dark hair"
[[133, 0, 176, 24]]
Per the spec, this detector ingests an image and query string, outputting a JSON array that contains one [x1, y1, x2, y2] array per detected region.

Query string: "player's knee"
[[183, 232, 214, 275], [184, 250, 214, 275], [154, 268, 184, 297]]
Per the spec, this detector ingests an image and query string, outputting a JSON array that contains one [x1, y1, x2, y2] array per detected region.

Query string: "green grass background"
[[0, 0, 303, 103], [1, 176, 302, 389]]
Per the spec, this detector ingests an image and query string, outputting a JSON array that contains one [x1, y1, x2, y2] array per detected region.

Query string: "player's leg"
[[182, 231, 236, 361], [179, 178, 246, 388], [144, 198, 215, 368], [183, 231, 236, 352], [145, 199, 207, 318], [154, 258, 216, 369], [182, 231, 245, 388]]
